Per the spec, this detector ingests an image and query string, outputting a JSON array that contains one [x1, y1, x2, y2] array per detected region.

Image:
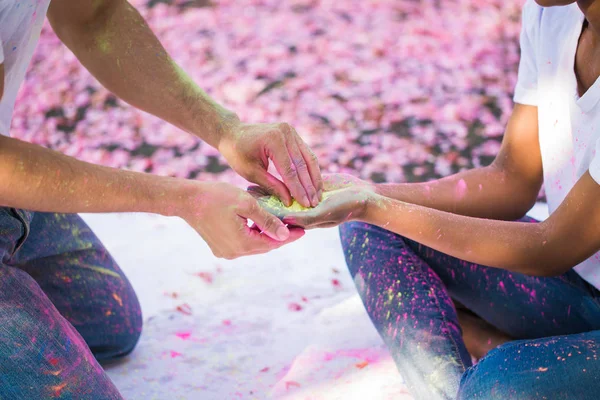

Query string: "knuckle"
[[244, 170, 258, 182], [278, 122, 292, 133], [295, 157, 308, 171], [212, 249, 224, 259]]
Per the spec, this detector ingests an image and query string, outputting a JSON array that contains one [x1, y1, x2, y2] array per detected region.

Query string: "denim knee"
[[90, 292, 143, 361]]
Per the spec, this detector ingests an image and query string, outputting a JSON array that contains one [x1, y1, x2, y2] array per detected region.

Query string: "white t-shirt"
[[515, 0, 600, 289], [0, 0, 50, 136]]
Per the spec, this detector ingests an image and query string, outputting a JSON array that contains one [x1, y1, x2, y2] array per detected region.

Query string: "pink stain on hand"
[[455, 179, 467, 199]]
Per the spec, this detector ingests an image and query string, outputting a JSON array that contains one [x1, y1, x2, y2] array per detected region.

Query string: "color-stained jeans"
[[340, 218, 600, 400], [0, 208, 142, 399]]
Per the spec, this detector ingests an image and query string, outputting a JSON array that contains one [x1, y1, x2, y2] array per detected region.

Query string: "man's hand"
[[218, 122, 323, 209], [176, 181, 305, 259]]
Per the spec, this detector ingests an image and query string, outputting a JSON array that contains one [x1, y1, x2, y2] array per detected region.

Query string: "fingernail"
[[276, 226, 289, 241], [312, 195, 319, 205], [302, 195, 310, 207]]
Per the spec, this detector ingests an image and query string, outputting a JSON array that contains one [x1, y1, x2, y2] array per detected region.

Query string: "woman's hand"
[[281, 186, 377, 228], [250, 173, 377, 229]]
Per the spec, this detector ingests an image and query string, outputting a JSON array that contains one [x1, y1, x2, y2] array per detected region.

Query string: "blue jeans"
[[340, 218, 600, 400], [0, 208, 142, 399]]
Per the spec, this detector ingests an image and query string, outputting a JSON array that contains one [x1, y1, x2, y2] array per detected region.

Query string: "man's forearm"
[[48, 0, 238, 149], [374, 165, 539, 220], [0, 136, 185, 215]]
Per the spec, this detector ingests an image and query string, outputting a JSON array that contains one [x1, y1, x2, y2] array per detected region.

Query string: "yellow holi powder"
[[258, 192, 335, 217]]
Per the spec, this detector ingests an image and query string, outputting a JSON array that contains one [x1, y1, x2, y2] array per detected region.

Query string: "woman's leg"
[[9, 211, 143, 361], [340, 219, 600, 399], [458, 329, 600, 400], [401, 223, 600, 341], [340, 221, 472, 400]]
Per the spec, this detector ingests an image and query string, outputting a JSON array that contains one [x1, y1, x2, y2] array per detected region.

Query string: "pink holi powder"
[[175, 331, 192, 340], [498, 281, 507, 294], [193, 272, 214, 284], [222, 319, 232, 326], [285, 381, 301, 390], [176, 303, 192, 315], [288, 302, 303, 311], [170, 351, 183, 358]]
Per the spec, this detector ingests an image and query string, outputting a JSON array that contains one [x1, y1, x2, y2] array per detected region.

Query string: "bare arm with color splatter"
[[47, 0, 323, 208], [281, 104, 600, 276], [0, 135, 304, 259], [374, 104, 543, 221]]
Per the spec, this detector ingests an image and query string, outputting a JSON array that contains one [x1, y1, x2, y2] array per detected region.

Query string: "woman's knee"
[[458, 335, 600, 400]]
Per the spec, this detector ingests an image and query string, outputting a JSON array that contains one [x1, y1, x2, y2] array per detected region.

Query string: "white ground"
[[83, 203, 549, 400]]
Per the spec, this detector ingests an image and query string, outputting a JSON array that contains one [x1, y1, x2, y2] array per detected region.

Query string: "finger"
[[247, 185, 272, 199], [240, 200, 290, 241], [296, 136, 324, 201], [284, 129, 319, 207], [249, 168, 293, 206], [267, 125, 311, 207], [281, 212, 319, 229], [242, 226, 305, 255]]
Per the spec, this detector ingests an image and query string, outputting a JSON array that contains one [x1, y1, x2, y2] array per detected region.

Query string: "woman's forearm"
[[362, 195, 565, 277], [374, 165, 539, 221], [0, 136, 186, 216]]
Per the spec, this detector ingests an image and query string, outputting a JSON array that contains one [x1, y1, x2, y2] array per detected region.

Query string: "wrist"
[[361, 192, 386, 224], [214, 111, 241, 151], [150, 178, 205, 218]]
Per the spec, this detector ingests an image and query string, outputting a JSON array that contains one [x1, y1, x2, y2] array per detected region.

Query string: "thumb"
[[250, 169, 293, 206], [244, 200, 290, 241]]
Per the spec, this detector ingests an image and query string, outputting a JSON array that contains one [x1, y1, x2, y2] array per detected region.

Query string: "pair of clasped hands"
[[181, 121, 377, 260]]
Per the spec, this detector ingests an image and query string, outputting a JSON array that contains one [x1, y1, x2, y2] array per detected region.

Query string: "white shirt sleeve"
[[0, 38, 4, 64], [513, 0, 540, 106]]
